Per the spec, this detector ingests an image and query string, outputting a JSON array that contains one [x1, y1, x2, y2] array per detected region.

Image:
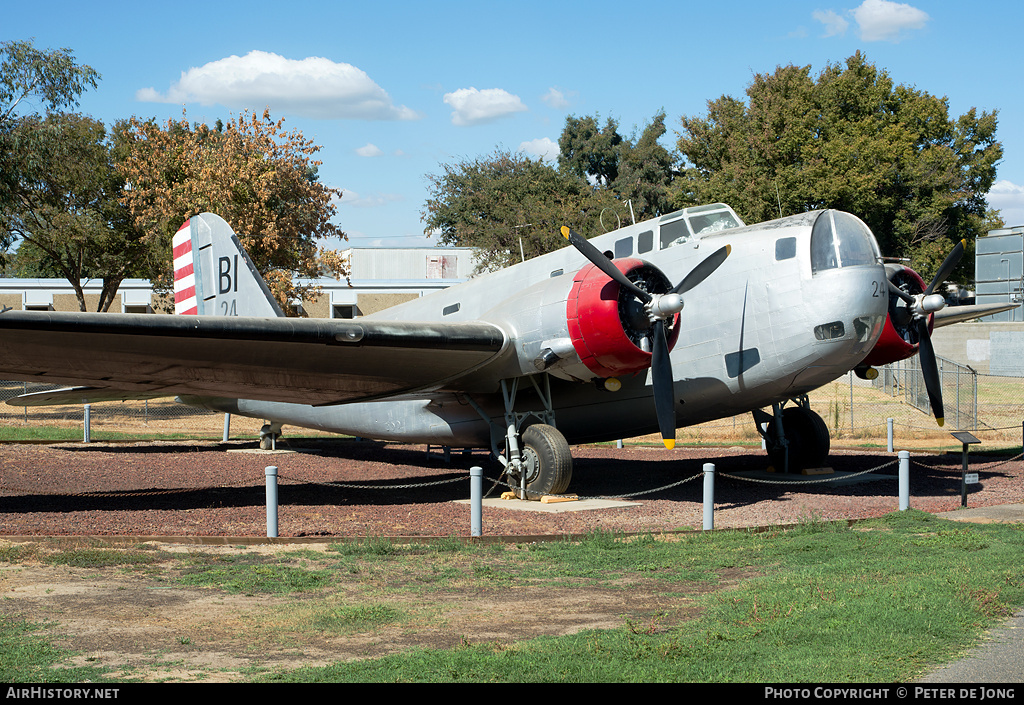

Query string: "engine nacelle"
[[860, 263, 931, 367], [566, 258, 680, 379]]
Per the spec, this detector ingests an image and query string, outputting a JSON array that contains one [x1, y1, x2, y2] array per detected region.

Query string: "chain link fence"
[[0, 381, 264, 438]]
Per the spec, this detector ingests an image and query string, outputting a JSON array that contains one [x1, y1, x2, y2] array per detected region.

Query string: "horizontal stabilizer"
[[10, 386, 170, 407]]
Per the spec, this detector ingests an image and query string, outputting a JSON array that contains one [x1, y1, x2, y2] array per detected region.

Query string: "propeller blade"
[[671, 245, 732, 295], [924, 239, 966, 296], [916, 317, 944, 426], [650, 319, 677, 448], [561, 226, 651, 303]]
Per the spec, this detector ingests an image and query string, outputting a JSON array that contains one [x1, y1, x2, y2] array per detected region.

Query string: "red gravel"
[[1, 439, 1022, 538]]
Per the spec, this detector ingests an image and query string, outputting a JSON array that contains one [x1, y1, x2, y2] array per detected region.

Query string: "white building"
[[0, 247, 479, 317]]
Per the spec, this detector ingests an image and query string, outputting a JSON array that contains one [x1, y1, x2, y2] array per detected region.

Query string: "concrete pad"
[[934, 503, 1024, 524], [453, 497, 640, 514]]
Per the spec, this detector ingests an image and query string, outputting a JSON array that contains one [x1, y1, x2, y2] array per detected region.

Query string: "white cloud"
[[852, 0, 929, 42], [519, 137, 560, 161], [812, 9, 850, 37], [339, 189, 405, 209], [136, 50, 420, 121], [355, 143, 384, 157], [989, 180, 1024, 228], [443, 87, 527, 126], [541, 87, 570, 110]]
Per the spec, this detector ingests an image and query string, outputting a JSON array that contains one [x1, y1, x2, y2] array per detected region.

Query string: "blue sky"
[[5, 0, 1023, 250]]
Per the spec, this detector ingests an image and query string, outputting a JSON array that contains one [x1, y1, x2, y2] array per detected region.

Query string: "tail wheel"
[[766, 407, 830, 472], [510, 424, 573, 500]]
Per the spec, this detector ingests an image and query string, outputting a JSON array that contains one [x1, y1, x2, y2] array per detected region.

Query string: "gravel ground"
[[1, 439, 1022, 538]]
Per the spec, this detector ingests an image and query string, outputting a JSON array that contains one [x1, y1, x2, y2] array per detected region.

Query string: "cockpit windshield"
[[659, 204, 743, 250], [810, 211, 879, 274]]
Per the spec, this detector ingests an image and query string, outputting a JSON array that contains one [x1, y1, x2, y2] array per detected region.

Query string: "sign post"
[[950, 431, 981, 508]]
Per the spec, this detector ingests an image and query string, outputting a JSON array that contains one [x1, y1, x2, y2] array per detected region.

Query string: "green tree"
[[0, 39, 100, 264], [673, 52, 1003, 284], [558, 110, 677, 221], [422, 149, 619, 272], [2, 113, 151, 311]]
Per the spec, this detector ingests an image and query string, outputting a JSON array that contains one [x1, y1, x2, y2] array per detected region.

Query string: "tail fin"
[[172, 213, 285, 317]]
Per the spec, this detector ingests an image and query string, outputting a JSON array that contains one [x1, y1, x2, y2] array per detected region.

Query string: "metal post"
[[961, 443, 970, 508], [887, 418, 894, 453], [898, 451, 910, 511], [703, 463, 715, 530], [83, 404, 91, 443], [265, 465, 279, 538], [470, 466, 482, 537], [223, 413, 231, 442]]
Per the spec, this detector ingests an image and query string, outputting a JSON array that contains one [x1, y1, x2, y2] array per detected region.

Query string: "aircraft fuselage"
[[191, 207, 890, 449]]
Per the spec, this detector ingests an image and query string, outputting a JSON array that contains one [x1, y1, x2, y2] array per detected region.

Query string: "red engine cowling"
[[566, 258, 681, 379], [860, 264, 932, 367]]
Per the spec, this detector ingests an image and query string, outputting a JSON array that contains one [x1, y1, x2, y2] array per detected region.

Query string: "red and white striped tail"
[[172, 220, 197, 315]]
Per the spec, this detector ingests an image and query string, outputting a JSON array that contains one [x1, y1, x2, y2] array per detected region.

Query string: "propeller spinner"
[[561, 226, 730, 448], [886, 239, 966, 427]]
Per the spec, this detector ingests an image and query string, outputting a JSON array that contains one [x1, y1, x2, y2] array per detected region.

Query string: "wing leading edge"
[[0, 310, 508, 406]]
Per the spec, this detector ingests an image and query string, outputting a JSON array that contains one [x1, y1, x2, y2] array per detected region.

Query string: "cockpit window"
[[689, 210, 741, 235], [811, 210, 879, 274], [659, 204, 742, 250]]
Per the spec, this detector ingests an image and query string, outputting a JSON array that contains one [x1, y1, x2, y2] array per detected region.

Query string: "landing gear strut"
[[754, 399, 830, 473], [464, 374, 573, 500]]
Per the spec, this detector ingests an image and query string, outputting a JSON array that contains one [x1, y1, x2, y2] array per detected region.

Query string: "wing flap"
[[0, 311, 508, 406]]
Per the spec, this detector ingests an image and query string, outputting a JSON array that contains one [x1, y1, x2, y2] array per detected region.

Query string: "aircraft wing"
[[0, 310, 508, 406], [933, 302, 1021, 328]]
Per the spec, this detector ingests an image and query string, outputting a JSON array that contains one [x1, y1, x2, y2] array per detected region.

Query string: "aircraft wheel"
[[766, 407, 830, 472], [510, 424, 573, 500]]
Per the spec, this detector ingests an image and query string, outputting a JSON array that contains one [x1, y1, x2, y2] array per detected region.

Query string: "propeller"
[[886, 239, 966, 426], [562, 225, 730, 448]]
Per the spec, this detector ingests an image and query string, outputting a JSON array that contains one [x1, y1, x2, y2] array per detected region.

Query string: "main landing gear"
[[753, 398, 830, 473], [465, 374, 573, 500]]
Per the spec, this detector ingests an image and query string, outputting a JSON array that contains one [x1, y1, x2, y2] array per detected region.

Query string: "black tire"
[[766, 407, 830, 472], [510, 424, 573, 499]]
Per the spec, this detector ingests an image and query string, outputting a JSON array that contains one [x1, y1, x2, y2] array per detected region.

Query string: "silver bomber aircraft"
[[0, 205, 1012, 498]]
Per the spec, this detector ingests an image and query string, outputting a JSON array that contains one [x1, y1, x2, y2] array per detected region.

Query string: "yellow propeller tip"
[[560, 226, 570, 239], [663, 439, 676, 450], [937, 418, 945, 427], [725, 244, 732, 255]]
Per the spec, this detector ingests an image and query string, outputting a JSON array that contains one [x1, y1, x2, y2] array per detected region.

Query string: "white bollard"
[[703, 463, 715, 530], [266, 465, 279, 537], [223, 413, 231, 442], [470, 466, 482, 537], [898, 451, 910, 511], [887, 418, 894, 453], [83, 404, 91, 443]]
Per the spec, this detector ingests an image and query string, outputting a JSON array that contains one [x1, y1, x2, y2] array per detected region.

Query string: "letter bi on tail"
[[173, 214, 284, 318]]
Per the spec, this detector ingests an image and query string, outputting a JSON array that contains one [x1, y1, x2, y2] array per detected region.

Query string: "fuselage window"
[[442, 302, 460, 316], [614, 237, 633, 258], [637, 230, 654, 254], [659, 219, 691, 250], [775, 237, 797, 260]]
